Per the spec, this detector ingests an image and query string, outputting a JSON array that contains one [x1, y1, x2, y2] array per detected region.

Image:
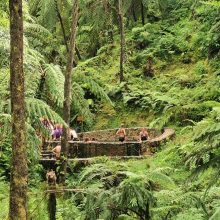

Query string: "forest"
[[1, 0, 220, 219]]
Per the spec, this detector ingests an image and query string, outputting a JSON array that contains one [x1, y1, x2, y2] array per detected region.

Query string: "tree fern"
[[78, 160, 176, 219], [180, 104, 220, 191], [24, 48, 44, 97], [0, 113, 41, 163], [123, 169, 176, 190], [72, 82, 93, 125], [78, 162, 127, 185], [24, 21, 52, 38], [26, 98, 66, 125], [38, 0, 57, 29], [153, 189, 206, 219], [43, 63, 64, 108], [73, 72, 113, 105]]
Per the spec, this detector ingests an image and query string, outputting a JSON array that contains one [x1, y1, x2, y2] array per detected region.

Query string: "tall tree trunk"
[[132, 1, 137, 22], [9, 0, 28, 219], [118, 0, 125, 83], [105, 2, 114, 43], [55, 0, 81, 60], [55, 0, 69, 53], [60, 0, 78, 183], [145, 202, 151, 220], [48, 193, 56, 220], [141, 2, 145, 25]]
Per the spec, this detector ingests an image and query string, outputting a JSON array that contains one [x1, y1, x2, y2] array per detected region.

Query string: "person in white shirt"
[[70, 128, 78, 141]]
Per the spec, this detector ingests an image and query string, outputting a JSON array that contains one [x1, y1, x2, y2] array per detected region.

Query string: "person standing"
[[70, 128, 78, 141], [139, 128, 149, 141], [53, 124, 63, 140], [116, 124, 126, 142]]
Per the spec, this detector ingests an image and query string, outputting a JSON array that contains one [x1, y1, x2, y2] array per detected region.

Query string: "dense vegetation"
[[1, 0, 220, 219]]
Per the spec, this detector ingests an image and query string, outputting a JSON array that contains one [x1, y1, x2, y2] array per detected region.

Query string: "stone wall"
[[42, 128, 174, 158], [45, 141, 141, 157], [68, 142, 141, 157], [78, 127, 161, 142]]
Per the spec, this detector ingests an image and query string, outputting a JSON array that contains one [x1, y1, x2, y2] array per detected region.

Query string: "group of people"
[[40, 117, 79, 160], [116, 125, 149, 142], [49, 124, 149, 160], [46, 126, 150, 182], [41, 117, 62, 140], [40, 117, 78, 141], [51, 131, 78, 159]]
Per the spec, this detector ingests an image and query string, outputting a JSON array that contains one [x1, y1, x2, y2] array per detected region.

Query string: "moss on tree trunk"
[[9, 0, 28, 219]]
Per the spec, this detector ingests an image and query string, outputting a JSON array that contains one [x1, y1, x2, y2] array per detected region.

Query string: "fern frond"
[[72, 82, 93, 124], [0, 69, 10, 100], [26, 98, 66, 126], [79, 163, 114, 184], [24, 21, 52, 38], [24, 45, 45, 68], [38, 0, 57, 29], [73, 72, 112, 105], [0, 114, 11, 137], [78, 161, 127, 186], [210, 207, 220, 220], [0, 113, 41, 160], [148, 171, 176, 189], [44, 64, 64, 108], [200, 1, 220, 7], [28, 0, 41, 14], [0, 27, 10, 67]]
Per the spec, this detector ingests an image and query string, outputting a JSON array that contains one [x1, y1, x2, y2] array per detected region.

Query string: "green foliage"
[[183, 107, 220, 181], [63, 160, 176, 219], [43, 64, 64, 108], [2, 0, 220, 219], [0, 178, 9, 219], [0, 27, 10, 67], [201, 1, 220, 7], [210, 207, 220, 220]]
